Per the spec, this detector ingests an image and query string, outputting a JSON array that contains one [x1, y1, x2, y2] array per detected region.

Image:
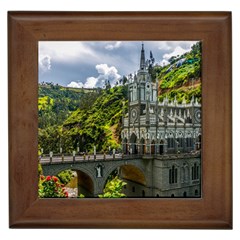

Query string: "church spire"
[[140, 43, 146, 70]]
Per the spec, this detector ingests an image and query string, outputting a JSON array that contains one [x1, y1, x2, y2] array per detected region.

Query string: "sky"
[[38, 41, 198, 88]]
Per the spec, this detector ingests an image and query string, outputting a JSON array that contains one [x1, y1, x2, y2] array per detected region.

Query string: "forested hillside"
[[154, 42, 201, 103], [38, 84, 128, 154], [38, 83, 85, 128], [61, 86, 128, 153], [38, 42, 201, 154]]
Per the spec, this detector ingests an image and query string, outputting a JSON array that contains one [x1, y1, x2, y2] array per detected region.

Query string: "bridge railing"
[[39, 150, 201, 165], [39, 152, 125, 165]]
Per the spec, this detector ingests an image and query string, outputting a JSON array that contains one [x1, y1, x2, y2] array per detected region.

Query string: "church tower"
[[123, 43, 158, 154]]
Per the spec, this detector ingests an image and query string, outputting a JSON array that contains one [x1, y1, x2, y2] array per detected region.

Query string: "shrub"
[[57, 170, 74, 184], [98, 176, 127, 198], [38, 163, 43, 176], [38, 175, 68, 198]]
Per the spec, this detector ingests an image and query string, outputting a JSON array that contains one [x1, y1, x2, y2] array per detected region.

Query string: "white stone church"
[[120, 44, 201, 197], [121, 44, 201, 156]]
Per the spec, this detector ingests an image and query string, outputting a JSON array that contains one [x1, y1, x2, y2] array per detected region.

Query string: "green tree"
[[57, 170, 74, 185], [98, 176, 127, 198]]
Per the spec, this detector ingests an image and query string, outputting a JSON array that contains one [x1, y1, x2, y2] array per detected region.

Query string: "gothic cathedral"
[[122, 44, 201, 156], [121, 44, 201, 197]]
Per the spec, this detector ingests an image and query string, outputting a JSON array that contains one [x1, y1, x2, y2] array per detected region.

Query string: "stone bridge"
[[41, 155, 152, 196], [41, 153, 201, 197]]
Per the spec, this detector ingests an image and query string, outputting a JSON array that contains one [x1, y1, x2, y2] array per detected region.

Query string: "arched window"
[[133, 85, 137, 101], [183, 192, 187, 197], [159, 140, 164, 155], [151, 140, 155, 154], [167, 137, 174, 149], [123, 138, 128, 154], [169, 165, 178, 184], [192, 163, 200, 180], [196, 165, 200, 179], [156, 194, 160, 198], [171, 194, 175, 198], [142, 190, 145, 197], [181, 165, 189, 183], [129, 87, 133, 102], [181, 167, 185, 183], [132, 186, 135, 192], [186, 137, 193, 148], [130, 133, 137, 154], [177, 137, 184, 148], [184, 166, 189, 183]]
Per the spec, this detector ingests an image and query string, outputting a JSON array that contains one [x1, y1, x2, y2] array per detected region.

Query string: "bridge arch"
[[119, 164, 146, 186], [42, 165, 96, 197], [99, 160, 147, 196]]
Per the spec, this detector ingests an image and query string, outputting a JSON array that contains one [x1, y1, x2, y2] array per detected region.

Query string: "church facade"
[[121, 44, 201, 197]]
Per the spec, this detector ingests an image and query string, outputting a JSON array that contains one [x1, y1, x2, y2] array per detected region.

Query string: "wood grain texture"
[[8, 11, 232, 229]]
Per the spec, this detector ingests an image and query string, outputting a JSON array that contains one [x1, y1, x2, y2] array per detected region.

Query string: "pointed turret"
[[182, 96, 186, 106], [140, 43, 146, 70], [191, 95, 195, 105], [174, 95, 178, 106]]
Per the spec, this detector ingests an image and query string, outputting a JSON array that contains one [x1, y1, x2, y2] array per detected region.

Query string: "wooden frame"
[[8, 12, 232, 229]]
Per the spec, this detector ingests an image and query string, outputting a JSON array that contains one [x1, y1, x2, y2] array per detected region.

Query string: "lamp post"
[[113, 148, 115, 159], [59, 136, 64, 161], [94, 146, 96, 160], [60, 147, 64, 162], [49, 151, 53, 164], [73, 150, 76, 163]]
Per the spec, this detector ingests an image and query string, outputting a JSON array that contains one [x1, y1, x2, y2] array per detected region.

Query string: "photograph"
[[38, 40, 202, 198], [8, 11, 232, 229]]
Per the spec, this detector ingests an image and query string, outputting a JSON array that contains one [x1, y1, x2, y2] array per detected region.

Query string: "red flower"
[[46, 176, 51, 181], [52, 176, 58, 182], [65, 192, 68, 197], [40, 175, 45, 180]]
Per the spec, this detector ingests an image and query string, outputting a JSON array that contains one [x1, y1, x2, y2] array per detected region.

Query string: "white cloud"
[[157, 41, 198, 66], [159, 59, 170, 67], [159, 42, 196, 66], [39, 54, 51, 72], [67, 63, 121, 89], [94, 63, 121, 87], [105, 41, 122, 50], [39, 41, 98, 63], [163, 46, 190, 60], [84, 77, 98, 88], [67, 81, 84, 88], [39, 41, 199, 86], [158, 42, 172, 51]]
